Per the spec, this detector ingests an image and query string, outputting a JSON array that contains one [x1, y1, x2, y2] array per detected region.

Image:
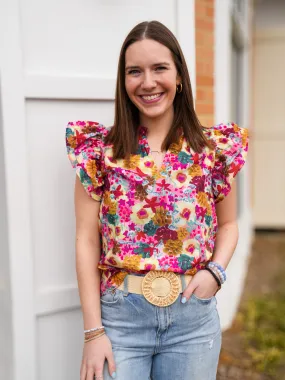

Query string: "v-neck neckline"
[[138, 125, 171, 173]]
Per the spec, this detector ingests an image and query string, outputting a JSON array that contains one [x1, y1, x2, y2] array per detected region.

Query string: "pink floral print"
[[66, 121, 249, 293]]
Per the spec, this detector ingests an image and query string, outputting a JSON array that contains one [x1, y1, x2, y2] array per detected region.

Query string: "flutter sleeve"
[[65, 120, 108, 201], [203, 122, 249, 203]]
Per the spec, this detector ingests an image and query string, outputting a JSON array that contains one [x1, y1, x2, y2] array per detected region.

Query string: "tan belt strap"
[[118, 273, 193, 295]]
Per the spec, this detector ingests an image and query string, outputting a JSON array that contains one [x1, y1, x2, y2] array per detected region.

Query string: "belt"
[[118, 271, 193, 307]]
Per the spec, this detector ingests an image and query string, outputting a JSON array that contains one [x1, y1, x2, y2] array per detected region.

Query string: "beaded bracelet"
[[84, 326, 105, 334], [208, 263, 226, 283], [84, 328, 105, 339], [207, 261, 226, 285], [84, 327, 105, 342], [204, 267, 221, 288], [209, 266, 224, 285], [209, 266, 223, 286], [84, 331, 106, 343], [208, 261, 226, 278]]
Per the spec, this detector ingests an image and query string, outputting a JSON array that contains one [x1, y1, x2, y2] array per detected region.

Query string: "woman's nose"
[[141, 73, 156, 90]]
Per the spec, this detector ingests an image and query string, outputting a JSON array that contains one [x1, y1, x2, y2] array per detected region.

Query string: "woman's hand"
[[80, 334, 116, 380], [181, 269, 219, 302]]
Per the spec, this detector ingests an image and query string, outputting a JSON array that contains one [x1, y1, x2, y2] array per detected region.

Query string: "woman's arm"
[[76, 177, 116, 380], [74, 176, 102, 329], [212, 180, 239, 269]]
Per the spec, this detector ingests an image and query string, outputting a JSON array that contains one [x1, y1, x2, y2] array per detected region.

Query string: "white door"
[[0, 1, 195, 379]]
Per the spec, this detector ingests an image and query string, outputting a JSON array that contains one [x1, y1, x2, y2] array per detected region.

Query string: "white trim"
[[176, 0, 196, 99], [35, 285, 80, 317], [214, 0, 232, 124], [214, 0, 253, 330], [0, 1, 36, 379], [240, 2, 252, 132], [24, 74, 116, 100]]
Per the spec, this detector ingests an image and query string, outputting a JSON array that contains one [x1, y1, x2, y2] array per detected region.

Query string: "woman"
[[66, 21, 249, 380]]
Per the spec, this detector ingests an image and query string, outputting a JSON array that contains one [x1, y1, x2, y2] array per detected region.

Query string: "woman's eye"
[[128, 70, 140, 75], [155, 66, 167, 71]]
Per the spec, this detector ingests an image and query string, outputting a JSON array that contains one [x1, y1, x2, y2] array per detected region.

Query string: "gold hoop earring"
[[176, 83, 183, 93]]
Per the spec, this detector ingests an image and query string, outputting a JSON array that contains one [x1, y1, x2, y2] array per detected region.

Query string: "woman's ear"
[[176, 74, 182, 85]]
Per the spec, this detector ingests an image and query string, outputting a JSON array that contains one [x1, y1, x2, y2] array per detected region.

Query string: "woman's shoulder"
[[66, 120, 111, 141], [202, 122, 249, 202], [65, 121, 110, 201], [202, 121, 248, 138], [202, 122, 249, 152], [65, 120, 114, 153]]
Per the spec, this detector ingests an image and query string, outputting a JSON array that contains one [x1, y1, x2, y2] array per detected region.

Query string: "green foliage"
[[238, 294, 285, 376]]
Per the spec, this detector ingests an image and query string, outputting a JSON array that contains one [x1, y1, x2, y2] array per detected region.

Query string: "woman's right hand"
[[80, 334, 116, 380]]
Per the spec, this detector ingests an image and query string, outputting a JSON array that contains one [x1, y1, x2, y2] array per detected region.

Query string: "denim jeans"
[[101, 286, 221, 380]]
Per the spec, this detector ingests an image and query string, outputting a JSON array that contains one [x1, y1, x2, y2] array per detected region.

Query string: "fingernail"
[[112, 372, 117, 379], [181, 296, 187, 304]]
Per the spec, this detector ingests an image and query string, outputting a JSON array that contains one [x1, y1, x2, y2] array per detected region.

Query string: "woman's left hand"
[[181, 269, 219, 302]]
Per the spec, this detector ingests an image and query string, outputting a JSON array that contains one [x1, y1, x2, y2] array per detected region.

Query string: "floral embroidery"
[[66, 121, 249, 293]]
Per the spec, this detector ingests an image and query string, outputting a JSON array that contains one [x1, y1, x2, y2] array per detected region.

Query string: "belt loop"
[[123, 274, 129, 296], [181, 274, 187, 292]]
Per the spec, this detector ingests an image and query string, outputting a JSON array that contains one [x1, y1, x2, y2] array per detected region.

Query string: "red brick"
[[196, 87, 214, 103], [197, 115, 214, 128], [196, 75, 214, 86], [203, 0, 214, 5], [196, 62, 214, 77], [195, 47, 213, 62], [195, 2, 206, 18], [196, 30, 214, 47], [196, 103, 214, 114], [196, 18, 214, 30], [195, 0, 215, 123], [206, 6, 214, 18]]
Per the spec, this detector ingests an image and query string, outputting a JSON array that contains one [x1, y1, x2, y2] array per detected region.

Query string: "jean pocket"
[[191, 293, 215, 304], [100, 288, 123, 305]]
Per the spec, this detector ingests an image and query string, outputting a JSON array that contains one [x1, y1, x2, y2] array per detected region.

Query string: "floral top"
[[66, 121, 249, 293]]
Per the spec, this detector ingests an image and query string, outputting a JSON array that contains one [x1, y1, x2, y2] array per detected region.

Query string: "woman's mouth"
[[139, 92, 164, 104]]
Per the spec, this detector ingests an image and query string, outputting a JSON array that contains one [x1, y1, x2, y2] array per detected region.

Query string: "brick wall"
[[195, 0, 215, 127]]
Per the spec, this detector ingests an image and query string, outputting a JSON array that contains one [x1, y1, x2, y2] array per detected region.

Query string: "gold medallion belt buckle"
[[142, 271, 181, 307]]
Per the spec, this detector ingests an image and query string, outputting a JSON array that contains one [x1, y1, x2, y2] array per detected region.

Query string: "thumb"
[[181, 282, 196, 303], [106, 350, 117, 379]]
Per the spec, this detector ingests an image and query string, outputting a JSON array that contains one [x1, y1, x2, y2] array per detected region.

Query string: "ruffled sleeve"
[[203, 122, 249, 203], [65, 120, 109, 201]]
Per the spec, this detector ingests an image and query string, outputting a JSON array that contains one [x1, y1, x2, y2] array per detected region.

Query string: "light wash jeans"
[[101, 280, 221, 380]]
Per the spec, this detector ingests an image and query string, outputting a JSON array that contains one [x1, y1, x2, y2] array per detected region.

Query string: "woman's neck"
[[140, 107, 174, 140]]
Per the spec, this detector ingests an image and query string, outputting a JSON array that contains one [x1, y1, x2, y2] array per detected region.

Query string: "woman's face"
[[125, 39, 180, 124]]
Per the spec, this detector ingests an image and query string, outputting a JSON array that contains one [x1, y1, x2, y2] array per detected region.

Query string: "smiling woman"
[[125, 40, 178, 124], [105, 21, 213, 160], [65, 20, 249, 380]]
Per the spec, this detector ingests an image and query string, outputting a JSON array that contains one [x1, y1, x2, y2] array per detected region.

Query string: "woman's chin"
[[139, 108, 167, 120]]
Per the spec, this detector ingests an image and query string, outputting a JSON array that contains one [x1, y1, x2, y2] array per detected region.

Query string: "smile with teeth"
[[141, 93, 162, 101]]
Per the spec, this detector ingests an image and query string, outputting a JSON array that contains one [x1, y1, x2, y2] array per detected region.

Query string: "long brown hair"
[[105, 20, 213, 158]]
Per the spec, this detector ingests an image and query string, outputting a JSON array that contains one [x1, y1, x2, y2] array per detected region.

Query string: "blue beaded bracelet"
[[208, 262, 226, 282], [207, 266, 225, 285], [207, 261, 227, 284]]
